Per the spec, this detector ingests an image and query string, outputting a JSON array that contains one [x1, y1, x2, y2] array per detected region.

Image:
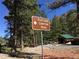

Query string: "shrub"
[[1, 46, 11, 54]]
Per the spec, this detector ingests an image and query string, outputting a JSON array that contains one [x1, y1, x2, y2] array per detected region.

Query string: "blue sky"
[[0, 0, 77, 37], [37, 0, 77, 20], [0, 0, 9, 37]]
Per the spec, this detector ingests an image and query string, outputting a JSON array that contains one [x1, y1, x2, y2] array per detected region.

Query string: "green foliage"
[[3, 0, 79, 46], [0, 37, 10, 53], [43, 9, 79, 44], [3, 0, 39, 48], [1, 46, 11, 54], [0, 37, 7, 45]]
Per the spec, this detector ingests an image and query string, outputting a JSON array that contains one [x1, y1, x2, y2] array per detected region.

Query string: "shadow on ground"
[[9, 52, 41, 59]]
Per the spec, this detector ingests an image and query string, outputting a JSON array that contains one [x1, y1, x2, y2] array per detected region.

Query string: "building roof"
[[60, 34, 74, 39]]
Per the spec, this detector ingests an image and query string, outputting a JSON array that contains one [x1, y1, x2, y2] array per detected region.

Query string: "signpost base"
[[41, 31, 44, 59]]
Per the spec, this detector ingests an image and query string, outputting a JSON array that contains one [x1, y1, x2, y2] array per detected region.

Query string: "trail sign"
[[32, 16, 50, 31], [32, 16, 50, 59]]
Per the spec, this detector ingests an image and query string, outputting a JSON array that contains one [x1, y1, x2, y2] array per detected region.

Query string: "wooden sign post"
[[32, 16, 50, 59]]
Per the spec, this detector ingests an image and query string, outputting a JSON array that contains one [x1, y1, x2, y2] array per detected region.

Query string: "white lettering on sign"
[[34, 21, 37, 25], [39, 22, 49, 26], [41, 26, 47, 29], [32, 16, 50, 31]]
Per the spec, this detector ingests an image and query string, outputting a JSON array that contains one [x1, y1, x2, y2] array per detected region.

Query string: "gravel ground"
[[0, 54, 24, 59], [43, 44, 79, 59], [22, 44, 79, 59], [0, 44, 79, 59]]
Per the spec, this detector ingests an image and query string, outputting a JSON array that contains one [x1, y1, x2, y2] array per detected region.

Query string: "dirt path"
[[0, 53, 24, 59], [22, 44, 79, 59], [0, 44, 79, 59]]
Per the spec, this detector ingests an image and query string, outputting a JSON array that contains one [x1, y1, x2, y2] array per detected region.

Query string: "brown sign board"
[[32, 16, 50, 31]]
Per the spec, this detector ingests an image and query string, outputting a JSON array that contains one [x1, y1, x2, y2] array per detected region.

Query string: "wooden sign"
[[32, 16, 50, 31]]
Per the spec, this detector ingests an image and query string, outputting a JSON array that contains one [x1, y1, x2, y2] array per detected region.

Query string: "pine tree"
[[3, 0, 38, 50]]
